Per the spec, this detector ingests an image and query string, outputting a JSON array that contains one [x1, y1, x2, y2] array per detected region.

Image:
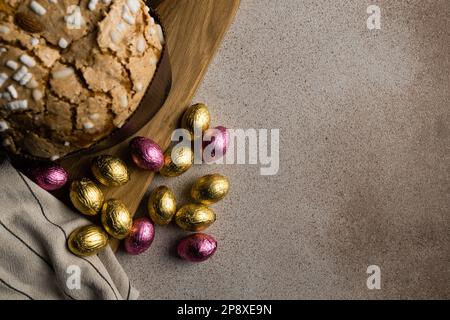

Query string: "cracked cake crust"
[[0, 0, 163, 159]]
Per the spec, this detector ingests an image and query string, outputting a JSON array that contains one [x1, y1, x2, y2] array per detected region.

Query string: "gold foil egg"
[[101, 199, 133, 239], [191, 174, 230, 205], [68, 225, 109, 257], [91, 155, 130, 187], [148, 186, 177, 225], [69, 178, 104, 216], [175, 204, 216, 231], [160, 145, 194, 177], [181, 103, 211, 136]]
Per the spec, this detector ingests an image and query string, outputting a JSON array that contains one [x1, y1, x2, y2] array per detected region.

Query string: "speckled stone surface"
[[116, 0, 450, 299]]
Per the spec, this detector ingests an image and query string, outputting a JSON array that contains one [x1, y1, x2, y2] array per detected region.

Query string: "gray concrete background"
[[117, 0, 450, 299]]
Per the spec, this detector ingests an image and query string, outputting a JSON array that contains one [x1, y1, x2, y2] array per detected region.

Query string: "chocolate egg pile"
[[146, 170, 228, 262], [27, 102, 229, 263], [147, 102, 230, 263]]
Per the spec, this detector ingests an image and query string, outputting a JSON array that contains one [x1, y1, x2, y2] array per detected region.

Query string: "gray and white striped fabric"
[[0, 156, 139, 300]]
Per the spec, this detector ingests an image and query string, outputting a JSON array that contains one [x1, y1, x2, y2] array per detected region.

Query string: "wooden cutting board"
[[59, 0, 240, 222]]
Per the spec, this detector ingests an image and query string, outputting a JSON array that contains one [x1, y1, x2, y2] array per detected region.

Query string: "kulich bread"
[[0, 0, 164, 159]]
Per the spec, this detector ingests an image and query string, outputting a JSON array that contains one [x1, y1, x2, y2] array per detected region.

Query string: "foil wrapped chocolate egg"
[[181, 103, 211, 136], [191, 174, 230, 205], [129, 137, 164, 171], [175, 204, 216, 231], [177, 233, 217, 262], [124, 217, 155, 255], [101, 199, 133, 240], [29, 164, 69, 191], [68, 225, 109, 257], [69, 178, 104, 216], [159, 145, 194, 177], [203, 126, 229, 163], [148, 186, 177, 225], [91, 155, 129, 187]]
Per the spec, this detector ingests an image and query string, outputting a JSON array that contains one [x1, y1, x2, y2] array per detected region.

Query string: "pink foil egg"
[[177, 233, 217, 262], [124, 217, 155, 255], [202, 126, 229, 163], [29, 164, 69, 191], [129, 136, 164, 171]]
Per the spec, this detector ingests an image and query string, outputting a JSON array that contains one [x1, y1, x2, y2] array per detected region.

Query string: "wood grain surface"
[[59, 0, 240, 234]]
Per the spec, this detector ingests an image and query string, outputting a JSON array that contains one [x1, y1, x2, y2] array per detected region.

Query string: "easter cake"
[[0, 0, 164, 160]]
